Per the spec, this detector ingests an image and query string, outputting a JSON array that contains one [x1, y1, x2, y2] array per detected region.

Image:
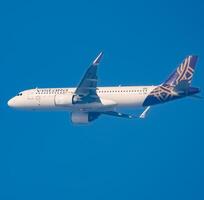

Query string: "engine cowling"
[[54, 94, 73, 106], [71, 112, 100, 124]]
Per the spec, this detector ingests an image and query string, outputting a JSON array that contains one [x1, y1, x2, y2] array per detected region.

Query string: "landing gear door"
[[27, 89, 40, 106]]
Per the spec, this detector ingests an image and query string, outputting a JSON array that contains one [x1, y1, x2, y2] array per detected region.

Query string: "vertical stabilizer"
[[164, 55, 198, 86], [143, 55, 200, 106]]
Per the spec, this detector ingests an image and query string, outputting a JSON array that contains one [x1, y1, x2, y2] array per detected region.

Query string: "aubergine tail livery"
[[143, 55, 200, 106]]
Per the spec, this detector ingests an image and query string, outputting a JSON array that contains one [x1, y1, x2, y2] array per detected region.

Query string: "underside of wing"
[[70, 107, 151, 124], [102, 107, 151, 119], [75, 52, 103, 97], [101, 111, 137, 119]]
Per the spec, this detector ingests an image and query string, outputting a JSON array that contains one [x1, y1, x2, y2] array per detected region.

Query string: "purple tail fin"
[[164, 55, 198, 86]]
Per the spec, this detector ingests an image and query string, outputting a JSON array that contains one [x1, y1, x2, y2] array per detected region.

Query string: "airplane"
[[8, 52, 200, 124]]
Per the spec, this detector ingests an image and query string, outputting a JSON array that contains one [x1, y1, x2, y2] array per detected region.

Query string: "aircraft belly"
[[98, 94, 147, 108], [71, 98, 117, 112]]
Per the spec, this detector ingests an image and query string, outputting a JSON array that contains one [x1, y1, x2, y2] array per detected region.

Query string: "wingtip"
[[93, 52, 104, 65], [139, 106, 151, 119]]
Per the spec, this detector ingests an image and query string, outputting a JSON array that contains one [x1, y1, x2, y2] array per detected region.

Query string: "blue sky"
[[1, 0, 204, 199]]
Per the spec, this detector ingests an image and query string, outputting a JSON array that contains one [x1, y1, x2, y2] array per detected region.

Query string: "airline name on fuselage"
[[34, 87, 149, 95]]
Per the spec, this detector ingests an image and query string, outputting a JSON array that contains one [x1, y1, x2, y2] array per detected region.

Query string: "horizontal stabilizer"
[[173, 80, 190, 94], [189, 94, 203, 99]]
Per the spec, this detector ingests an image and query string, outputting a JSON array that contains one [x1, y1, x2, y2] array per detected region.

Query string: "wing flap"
[[102, 111, 137, 119]]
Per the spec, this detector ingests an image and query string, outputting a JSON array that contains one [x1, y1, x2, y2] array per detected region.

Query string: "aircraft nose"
[[8, 98, 15, 107]]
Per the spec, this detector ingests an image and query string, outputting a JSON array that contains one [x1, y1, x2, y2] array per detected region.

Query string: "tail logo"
[[175, 56, 194, 85], [165, 55, 197, 86], [143, 85, 177, 106], [150, 85, 174, 102], [143, 55, 198, 106]]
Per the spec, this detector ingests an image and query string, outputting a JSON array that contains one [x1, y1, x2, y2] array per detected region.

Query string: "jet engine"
[[54, 94, 73, 106], [71, 112, 100, 124]]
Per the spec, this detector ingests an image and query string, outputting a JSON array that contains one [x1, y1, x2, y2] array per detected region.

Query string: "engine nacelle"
[[54, 94, 73, 106], [71, 112, 100, 124]]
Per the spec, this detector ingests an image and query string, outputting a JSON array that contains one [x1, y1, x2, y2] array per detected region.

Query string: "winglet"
[[93, 52, 104, 65], [139, 106, 151, 119]]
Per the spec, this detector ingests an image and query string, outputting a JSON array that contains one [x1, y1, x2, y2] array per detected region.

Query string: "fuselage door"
[[27, 91, 34, 100], [27, 89, 40, 106], [36, 95, 41, 106]]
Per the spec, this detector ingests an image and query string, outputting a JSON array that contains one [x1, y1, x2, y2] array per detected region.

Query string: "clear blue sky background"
[[1, 0, 204, 199]]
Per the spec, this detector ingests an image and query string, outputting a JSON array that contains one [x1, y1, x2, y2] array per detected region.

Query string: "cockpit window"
[[17, 93, 23, 96]]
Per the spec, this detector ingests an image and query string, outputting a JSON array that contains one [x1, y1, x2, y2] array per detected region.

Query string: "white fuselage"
[[8, 86, 157, 112]]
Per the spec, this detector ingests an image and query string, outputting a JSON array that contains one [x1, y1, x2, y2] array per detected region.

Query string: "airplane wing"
[[102, 107, 151, 119], [102, 111, 137, 119], [75, 52, 103, 97], [71, 107, 151, 124]]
